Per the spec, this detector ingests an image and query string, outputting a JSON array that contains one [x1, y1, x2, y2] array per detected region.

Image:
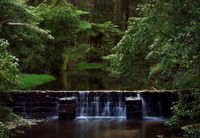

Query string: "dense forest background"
[[1, 0, 200, 137]]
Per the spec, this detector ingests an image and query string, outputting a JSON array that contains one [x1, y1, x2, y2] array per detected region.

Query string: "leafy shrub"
[[0, 0, 53, 73], [36, 3, 79, 72], [110, 0, 200, 89], [183, 125, 200, 138], [0, 40, 19, 89], [166, 90, 200, 137], [0, 122, 9, 138], [0, 91, 29, 138]]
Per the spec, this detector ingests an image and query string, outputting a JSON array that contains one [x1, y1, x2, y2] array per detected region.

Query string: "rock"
[[156, 135, 164, 138], [59, 97, 76, 119], [125, 97, 143, 120]]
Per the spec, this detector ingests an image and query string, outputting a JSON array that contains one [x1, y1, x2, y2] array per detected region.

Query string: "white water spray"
[[76, 92, 126, 119]]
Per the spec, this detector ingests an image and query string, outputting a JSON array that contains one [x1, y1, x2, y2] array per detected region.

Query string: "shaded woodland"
[[0, 0, 200, 137]]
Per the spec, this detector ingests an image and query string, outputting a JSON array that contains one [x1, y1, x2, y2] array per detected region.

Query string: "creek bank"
[[7, 118, 44, 131]]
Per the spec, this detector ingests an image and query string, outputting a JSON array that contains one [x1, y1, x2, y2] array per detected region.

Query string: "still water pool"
[[37, 69, 150, 90], [13, 118, 175, 138]]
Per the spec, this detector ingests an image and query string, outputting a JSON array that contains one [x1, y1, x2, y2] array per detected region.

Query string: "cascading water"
[[136, 93, 165, 121], [76, 92, 166, 120], [126, 93, 149, 118], [76, 92, 126, 119], [136, 93, 148, 117]]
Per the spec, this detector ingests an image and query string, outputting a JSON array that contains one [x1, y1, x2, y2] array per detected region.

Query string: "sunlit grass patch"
[[18, 74, 56, 89], [77, 62, 106, 70]]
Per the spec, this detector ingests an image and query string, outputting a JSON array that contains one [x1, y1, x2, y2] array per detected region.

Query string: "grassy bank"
[[18, 74, 56, 89], [0, 74, 56, 90], [77, 62, 106, 70]]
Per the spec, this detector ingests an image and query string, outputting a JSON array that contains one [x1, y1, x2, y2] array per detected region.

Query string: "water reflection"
[[13, 119, 173, 138], [37, 69, 150, 90]]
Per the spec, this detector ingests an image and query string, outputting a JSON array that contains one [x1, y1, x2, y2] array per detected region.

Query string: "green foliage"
[[165, 90, 200, 137], [91, 21, 122, 36], [1, 0, 122, 73], [108, 17, 151, 89], [0, 122, 9, 138], [0, 92, 28, 138], [75, 10, 90, 16], [64, 46, 87, 62], [144, 0, 200, 89], [183, 125, 200, 138], [0, 0, 81, 73], [75, 20, 122, 65], [166, 90, 200, 127], [111, 17, 151, 75], [0, 0, 53, 73], [110, 0, 200, 89], [0, 40, 19, 89], [78, 20, 92, 31], [61, 45, 90, 70], [77, 21, 122, 45], [36, 3, 80, 72], [37, 4, 78, 42], [68, 0, 138, 29], [110, 1, 200, 136], [175, 72, 199, 89]]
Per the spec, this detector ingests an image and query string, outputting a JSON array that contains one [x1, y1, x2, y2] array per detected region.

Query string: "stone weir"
[[8, 90, 178, 120]]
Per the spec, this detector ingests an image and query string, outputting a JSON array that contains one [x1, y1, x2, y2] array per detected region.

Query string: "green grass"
[[0, 74, 56, 90], [77, 62, 106, 70], [18, 74, 56, 89]]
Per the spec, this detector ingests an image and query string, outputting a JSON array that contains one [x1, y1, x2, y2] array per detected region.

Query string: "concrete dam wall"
[[8, 90, 178, 120]]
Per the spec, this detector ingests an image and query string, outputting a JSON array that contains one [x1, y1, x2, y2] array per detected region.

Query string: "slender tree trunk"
[[123, 0, 130, 29], [113, 0, 120, 24]]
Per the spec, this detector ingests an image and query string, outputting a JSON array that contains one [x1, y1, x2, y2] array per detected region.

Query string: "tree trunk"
[[123, 0, 130, 28], [113, 0, 120, 24]]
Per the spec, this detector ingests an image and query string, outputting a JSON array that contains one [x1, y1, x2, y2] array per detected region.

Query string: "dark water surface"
[[13, 118, 174, 138], [37, 69, 150, 90]]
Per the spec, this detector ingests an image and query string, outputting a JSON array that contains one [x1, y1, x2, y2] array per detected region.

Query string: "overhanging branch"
[[6, 22, 27, 26], [0, 20, 27, 27]]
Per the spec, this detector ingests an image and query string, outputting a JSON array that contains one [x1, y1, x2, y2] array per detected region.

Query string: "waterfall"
[[137, 93, 148, 117], [95, 96, 100, 116], [118, 93, 126, 116], [102, 102, 110, 116], [137, 93, 164, 120], [127, 93, 148, 118], [76, 92, 165, 120], [76, 92, 126, 119], [79, 92, 87, 117]]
